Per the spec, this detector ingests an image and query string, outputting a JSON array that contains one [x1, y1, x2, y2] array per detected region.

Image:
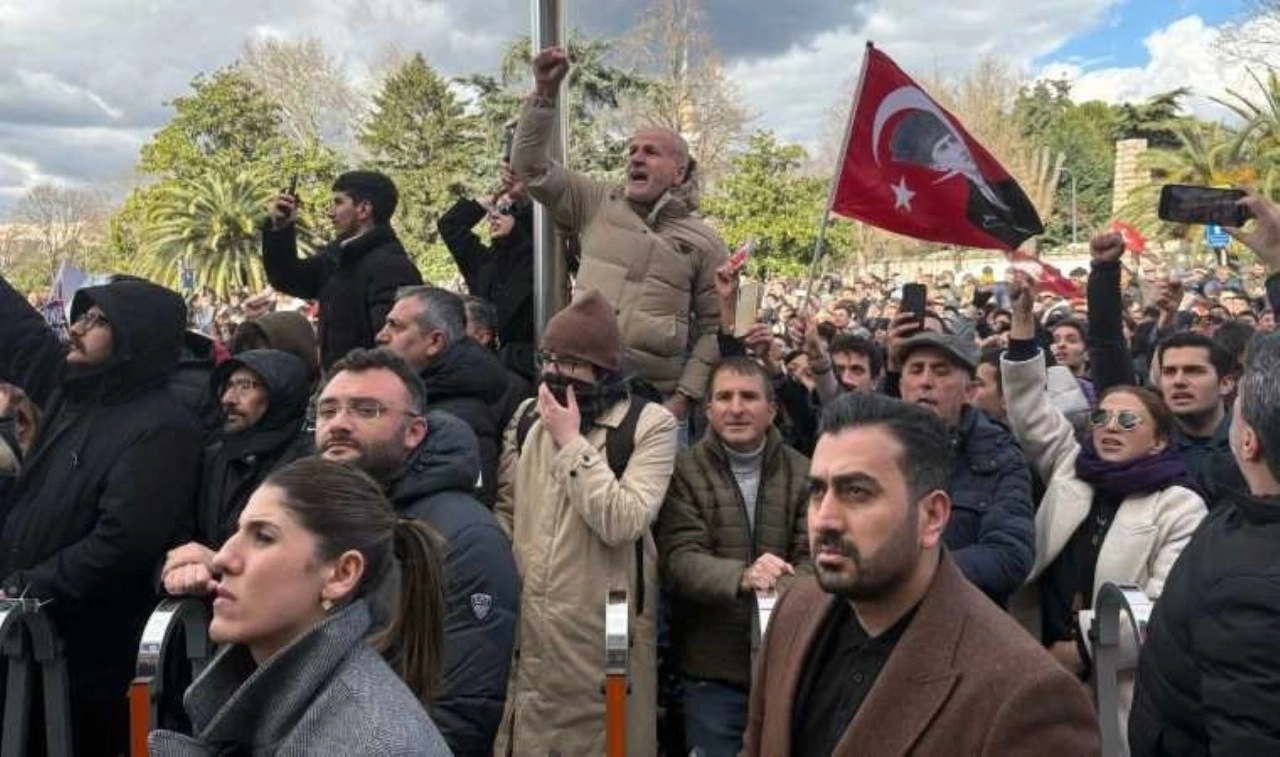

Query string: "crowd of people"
[[2, 42, 1280, 757]]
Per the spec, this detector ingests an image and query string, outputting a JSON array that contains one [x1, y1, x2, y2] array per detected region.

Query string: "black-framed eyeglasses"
[[72, 310, 110, 332], [535, 350, 592, 373], [1088, 409, 1144, 431], [315, 398, 422, 423]]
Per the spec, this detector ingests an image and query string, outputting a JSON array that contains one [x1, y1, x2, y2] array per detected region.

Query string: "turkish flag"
[[1006, 249, 1081, 299], [831, 45, 1044, 251], [1110, 220, 1147, 257]]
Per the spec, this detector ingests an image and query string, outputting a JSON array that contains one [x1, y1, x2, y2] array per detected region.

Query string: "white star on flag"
[[891, 177, 915, 211]]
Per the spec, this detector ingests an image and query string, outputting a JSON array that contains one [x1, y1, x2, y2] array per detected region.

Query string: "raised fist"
[[1090, 232, 1125, 265], [531, 46, 570, 98]]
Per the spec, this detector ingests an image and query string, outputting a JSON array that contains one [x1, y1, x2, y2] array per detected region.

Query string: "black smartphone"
[[287, 173, 298, 197], [1158, 185, 1252, 227], [902, 283, 927, 324], [502, 122, 517, 162]]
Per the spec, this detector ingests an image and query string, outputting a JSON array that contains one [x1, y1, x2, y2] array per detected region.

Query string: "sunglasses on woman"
[[1088, 409, 1144, 431], [488, 200, 514, 218]]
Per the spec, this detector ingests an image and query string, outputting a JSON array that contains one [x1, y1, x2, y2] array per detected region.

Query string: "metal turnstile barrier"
[[0, 598, 73, 757], [129, 598, 213, 757], [604, 590, 630, 757], [1090, 583, 1153, 757]]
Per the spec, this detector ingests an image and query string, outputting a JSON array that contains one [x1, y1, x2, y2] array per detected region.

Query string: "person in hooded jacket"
[[263, 170, 423, 370], [160, 349, 314, 598], [439, 185, 536, 380], [315, 348, 519, 756], [377, 286, 509, 507], [0, 273, 203, 755], [230, 310, 321, 388]]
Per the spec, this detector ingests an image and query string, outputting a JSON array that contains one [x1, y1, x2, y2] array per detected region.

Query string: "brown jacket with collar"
[[745, 556, 1101, 757]]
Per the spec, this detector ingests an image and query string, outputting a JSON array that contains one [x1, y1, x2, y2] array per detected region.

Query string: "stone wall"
[[1112, 138, 1150, 216]]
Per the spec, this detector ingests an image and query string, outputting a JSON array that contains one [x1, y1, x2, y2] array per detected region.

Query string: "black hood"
[[68, 279, 186, 401], [420, 338, 509, 404], [390, 410, 481, 508], [210, 349, 311, 433], [180, 330, 217, 366]]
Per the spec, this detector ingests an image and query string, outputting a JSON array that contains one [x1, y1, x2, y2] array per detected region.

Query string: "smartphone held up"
[[1157, 185, 1252, 228]]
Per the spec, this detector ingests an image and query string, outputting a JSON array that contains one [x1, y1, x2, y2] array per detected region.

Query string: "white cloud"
[[727, 0, 1121, 154], [1038, 16, 1256, 122]]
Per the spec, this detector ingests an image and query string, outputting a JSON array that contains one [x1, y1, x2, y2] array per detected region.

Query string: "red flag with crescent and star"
[[831, 44, 1044, 251]]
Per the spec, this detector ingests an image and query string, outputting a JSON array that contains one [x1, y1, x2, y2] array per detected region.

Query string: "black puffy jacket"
[[390, 410, 519, 757], [1130, 490, 1280, 756], [262, 222, 423, 370], [420, 338, 509, 507], [197, 349, 313, 547], [0, 274, 202, 755]]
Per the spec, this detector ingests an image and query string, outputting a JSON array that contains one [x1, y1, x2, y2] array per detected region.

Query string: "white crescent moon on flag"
[[871, 85, 1010, 211]]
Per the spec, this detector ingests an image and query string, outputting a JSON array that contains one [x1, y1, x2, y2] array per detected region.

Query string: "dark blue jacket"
[[944, 405, 1035, 607], [391, 410, 519, 757], [1173, 417, 1246, 506]]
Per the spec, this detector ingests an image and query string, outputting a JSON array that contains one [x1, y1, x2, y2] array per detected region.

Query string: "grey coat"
[[149, 600, 453, 756]]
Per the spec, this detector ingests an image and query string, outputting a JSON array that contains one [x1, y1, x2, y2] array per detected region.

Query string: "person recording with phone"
[[263, 170, 423, 370], [439, 136, 536, 382]]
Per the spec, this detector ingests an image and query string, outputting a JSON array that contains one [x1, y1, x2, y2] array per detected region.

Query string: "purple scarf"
[[1074, 441, 1199, 500]]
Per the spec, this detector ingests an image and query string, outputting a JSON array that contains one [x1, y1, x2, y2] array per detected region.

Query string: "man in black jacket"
[[263, 170, 423, 370], [0, 273, 203, 755], [377, 285, 508, 506], [1130, 330, 1280, 755], [160, 349, 313, 596], [440, 190, 535, 379], [316, 348, 518, 756]]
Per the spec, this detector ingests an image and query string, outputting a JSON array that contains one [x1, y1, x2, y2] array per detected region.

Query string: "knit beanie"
[[541, 289, 622, 373]]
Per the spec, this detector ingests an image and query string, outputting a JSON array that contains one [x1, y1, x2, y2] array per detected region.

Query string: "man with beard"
[[315, 348, 517, 756], [745, 393, 1099, 756], [376, 286, 508, 506], [494, 290, 679, 757], [0, 273, 202, 755], [264, 170, 423, 370], [160, 349, 312, 596]]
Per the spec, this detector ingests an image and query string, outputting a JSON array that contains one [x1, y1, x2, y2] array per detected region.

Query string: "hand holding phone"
[[902, 283, 928, 325]]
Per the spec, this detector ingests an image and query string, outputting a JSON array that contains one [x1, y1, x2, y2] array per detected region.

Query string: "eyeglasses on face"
[[223, 377, 263, 395], [535, 351, 592, 373], [1088, 409, 1144, 431], [488, 200, 515, 218], [72, 310, 110, 332], [315, 398, 421, 423]]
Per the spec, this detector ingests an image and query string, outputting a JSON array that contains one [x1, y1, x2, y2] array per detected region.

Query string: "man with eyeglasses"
[[495, 290, 679, 756], [0, 273, 203, 754], [315, 347, 517, 756], [161, 349, 312, 597], [440, 175, 536, 380]]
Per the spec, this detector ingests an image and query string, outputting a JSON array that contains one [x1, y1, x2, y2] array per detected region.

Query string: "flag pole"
[[802, 41, 875, 312]]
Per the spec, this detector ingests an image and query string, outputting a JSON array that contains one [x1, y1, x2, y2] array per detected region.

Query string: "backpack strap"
[[605, 396, 651, 616], [514, 400, 539, 455]]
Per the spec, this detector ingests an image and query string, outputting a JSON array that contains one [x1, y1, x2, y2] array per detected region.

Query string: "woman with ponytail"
[[150, 457, 453, 756]]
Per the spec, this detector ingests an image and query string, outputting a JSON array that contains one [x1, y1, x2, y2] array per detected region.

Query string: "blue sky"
[[1045, 0, 1247, 70]]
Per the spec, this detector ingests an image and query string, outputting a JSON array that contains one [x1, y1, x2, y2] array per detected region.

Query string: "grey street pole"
[[532, 0, 569, 339], [1071, 172, 1078, 246]]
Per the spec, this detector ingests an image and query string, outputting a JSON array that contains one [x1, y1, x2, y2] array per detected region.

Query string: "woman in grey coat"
[[150, 457, 453, 756]]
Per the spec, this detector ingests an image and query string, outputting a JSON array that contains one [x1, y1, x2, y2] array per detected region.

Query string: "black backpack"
[[514, 395, 650, 615]]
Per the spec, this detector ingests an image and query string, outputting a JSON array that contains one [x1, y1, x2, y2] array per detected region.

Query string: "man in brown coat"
[[745, 392, 1099, 757], [511, 46, 727, 426], [656, 356, 811, 756]]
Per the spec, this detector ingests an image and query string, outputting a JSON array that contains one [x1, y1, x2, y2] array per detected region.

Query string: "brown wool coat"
[[655, 427, 811, 689], [745, 557, 1102, 757]]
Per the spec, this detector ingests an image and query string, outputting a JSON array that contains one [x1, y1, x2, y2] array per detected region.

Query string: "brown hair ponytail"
[[369, 519, 447, 707]]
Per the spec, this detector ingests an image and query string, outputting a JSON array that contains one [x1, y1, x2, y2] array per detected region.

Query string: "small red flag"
[[1006, 250, 1082, 299], [1110, 220, 1147, 257], [831, 45, 1044, 251]]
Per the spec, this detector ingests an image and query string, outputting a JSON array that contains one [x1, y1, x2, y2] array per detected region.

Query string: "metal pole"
[[532, 0, 569, 339], [1071, 173, 1078, 246]]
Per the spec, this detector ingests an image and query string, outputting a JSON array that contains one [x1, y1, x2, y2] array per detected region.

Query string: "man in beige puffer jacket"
[[511, 46, 728, 425]]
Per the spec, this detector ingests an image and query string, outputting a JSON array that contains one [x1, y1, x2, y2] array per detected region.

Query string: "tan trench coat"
[[510, 98, 728, 400], [494, 398, 678, 757]]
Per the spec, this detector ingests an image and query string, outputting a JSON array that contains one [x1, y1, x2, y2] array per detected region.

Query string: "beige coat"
[[511, 98, 728, 400], [494, 398, 678, 757], [1002, 352, 1206, 734]]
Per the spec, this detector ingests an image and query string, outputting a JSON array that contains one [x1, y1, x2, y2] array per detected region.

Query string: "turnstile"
[[1090, 582, 1153, 757], [129, 598, 213, 757], [0, 598, 73, 757]]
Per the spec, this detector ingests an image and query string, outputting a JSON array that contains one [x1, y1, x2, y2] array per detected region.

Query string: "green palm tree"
[[1214, 69, 1280, 196], [1121, 121, 1244, 242], [139, 167, 278, 297]]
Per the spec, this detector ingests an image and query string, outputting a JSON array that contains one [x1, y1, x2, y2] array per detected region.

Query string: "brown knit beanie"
[[541, 289, 622, 372]]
